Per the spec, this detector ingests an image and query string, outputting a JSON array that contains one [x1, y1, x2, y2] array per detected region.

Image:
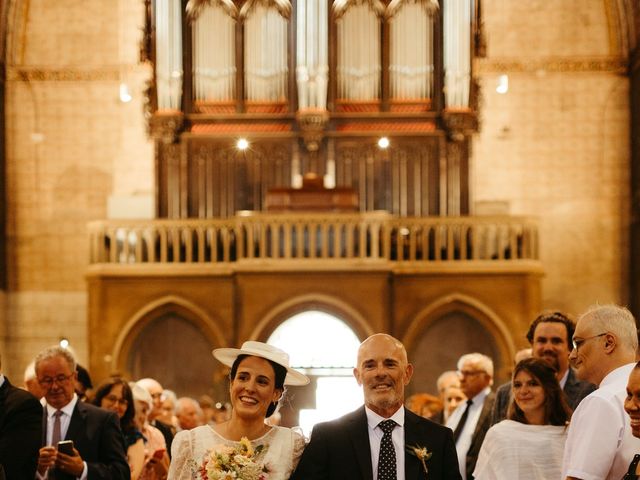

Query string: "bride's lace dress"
[[167, 425, 306, 480]]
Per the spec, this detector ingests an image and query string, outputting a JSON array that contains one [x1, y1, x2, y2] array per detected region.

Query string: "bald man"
[[292, 333, 460, 480]]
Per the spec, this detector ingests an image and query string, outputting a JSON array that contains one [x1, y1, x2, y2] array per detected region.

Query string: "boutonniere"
[[406, 444, 432, 477]]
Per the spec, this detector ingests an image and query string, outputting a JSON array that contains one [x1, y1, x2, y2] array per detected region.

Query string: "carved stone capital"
[[149, 112, 184, 144], [442, 109, 478, 142], [296, 109, 330, 152]]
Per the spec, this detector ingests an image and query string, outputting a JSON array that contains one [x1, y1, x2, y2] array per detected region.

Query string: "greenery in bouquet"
[[197, 437, 271, 480]]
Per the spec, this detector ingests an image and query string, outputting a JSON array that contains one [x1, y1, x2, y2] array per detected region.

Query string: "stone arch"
[[402, 293, 516, 394], [111, 295, 227, 397], [248, 293, 374, 343]]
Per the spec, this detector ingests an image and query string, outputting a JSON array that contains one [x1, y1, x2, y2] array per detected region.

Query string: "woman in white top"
[[473, 358, 572, 480], [168, 341, 309, 480]]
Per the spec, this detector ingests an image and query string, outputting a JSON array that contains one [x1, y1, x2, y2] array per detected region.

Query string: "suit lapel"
[[403, 411, 422, 480], [65, 401, 86, 442], [347, 407, 374, 480]]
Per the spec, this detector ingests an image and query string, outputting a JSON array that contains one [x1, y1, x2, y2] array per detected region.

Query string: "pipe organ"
[[146, 0, 481, 218]]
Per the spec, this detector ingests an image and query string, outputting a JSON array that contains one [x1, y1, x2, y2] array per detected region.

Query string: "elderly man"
[[446, 353, 494, 480], [430, 370, 461, 424], [35, 346, 129, 479], [292, 333, 460, 479], [562, 304, 640, 480], [0, 353, 42, 478], [175, 397, 202, 431], [491, 311, 595, 424]]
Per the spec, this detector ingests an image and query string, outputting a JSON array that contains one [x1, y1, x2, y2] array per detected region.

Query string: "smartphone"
[[152, 448, 165, 459], [57, 440, 75, 455]]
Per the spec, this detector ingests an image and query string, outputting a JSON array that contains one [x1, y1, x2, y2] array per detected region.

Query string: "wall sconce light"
[[59, 338, 70, 349], [496, 74, 509, 94], [378, 137, 390, 149], [237, 138, 249, 150], [119, 83, 133, 103]]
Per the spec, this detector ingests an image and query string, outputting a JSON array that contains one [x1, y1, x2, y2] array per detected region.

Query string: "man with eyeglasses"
[[490, 311, 596, 425], [446, 353, 495, 480], [34, 346, 130, 480], [561, 304, 640, 480], [0, 352, 42, 478]]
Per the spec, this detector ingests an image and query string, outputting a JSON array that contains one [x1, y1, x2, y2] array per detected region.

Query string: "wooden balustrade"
[[88, 213, 539, 265]]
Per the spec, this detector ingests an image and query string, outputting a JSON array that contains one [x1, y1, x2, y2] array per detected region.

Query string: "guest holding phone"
[[34, 346, 129, 479]]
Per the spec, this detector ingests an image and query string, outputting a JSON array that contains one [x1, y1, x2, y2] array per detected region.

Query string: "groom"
[[292, 333, 460, 480]]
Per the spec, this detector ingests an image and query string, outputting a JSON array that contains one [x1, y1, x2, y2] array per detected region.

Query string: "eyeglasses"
[[104, 394, 129, 406], [38, 373, 74, 388], [572, 332, 607, 351], [458, 370, 486, 378]]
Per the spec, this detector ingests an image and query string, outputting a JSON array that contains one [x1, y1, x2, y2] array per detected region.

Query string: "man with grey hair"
[[34, 346, 129, 479], [446, 353, 495, 480], [430, 370, 461, 424], [175, 396, 202, 431], [562, 304, 640, 480]]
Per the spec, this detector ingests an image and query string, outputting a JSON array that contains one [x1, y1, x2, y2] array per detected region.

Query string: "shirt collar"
[[559, 368, 569, 388], [600, 362, 636, 388], [46, 393, 78, 417], [365, 405, 405, 429], [0, 374, 4, 388], [470, 386, 491, 403]]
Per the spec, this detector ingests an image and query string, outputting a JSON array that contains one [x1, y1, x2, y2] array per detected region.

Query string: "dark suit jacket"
[[490, 368, 596, 425], [41, 400, 130, 480], [291, 406, 461, 480], [0, 377, 42, 479], [465, 392, 495, 480], [151, 419, 175, 458]]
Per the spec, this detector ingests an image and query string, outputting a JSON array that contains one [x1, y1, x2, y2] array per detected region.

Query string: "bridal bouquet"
[[197, 437, 271, 480]]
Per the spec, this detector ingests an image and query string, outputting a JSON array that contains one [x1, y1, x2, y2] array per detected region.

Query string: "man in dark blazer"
[[34, 346, 130, 480], [490, 311, 596, 425], [292, 333, 461, 480], [0, 355, 42, 478]]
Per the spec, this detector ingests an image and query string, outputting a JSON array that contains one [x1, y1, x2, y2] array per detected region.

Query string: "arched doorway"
[[407, 310, 505, 396], [126, 314, 223, 400], [267, 310, 362, 436]]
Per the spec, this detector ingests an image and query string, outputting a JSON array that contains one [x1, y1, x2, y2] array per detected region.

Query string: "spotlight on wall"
[[496, 74, 509, 94], [378, 137, 390, 149], [237, 138, 249, 150], [119, 83, 133, 103], [59, 338, 70, 349]]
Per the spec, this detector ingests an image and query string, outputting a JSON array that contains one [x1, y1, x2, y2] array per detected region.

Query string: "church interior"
[[1, 0, 639, 423]]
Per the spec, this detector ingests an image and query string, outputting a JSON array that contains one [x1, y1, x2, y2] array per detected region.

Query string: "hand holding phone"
[[57, 440, 75, 456]]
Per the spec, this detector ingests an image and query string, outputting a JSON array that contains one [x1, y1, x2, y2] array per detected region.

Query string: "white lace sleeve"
[[290, 429, 306, 474], [167, 430, 195, 480]]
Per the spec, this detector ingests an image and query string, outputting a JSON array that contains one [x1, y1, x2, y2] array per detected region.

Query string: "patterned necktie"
[[453, 399, 473, 443], [49, 410, 63, 479], [51, 410, 63, 445], [377, 419, 397, 480]]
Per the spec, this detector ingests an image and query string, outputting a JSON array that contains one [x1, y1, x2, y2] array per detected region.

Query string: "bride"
[[168, 341, 309, 480]]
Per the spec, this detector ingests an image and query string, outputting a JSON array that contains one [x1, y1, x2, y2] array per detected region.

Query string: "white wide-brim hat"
[[212, 341, 310, 386]]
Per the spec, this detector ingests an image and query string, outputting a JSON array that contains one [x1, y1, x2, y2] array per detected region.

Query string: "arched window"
[[267, 310, 362, 436]]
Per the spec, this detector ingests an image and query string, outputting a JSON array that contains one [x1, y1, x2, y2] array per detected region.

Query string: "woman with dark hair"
[[623, 362, 640, 479], [473, 358, 572, 479], [168, 341, 309, 480], [92, 377, 146, 479]]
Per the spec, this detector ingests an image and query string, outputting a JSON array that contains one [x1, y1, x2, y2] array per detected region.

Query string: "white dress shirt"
[[446, 387, 491, 480], [365, 405, 406, 480], [562, 363, 640, 480], [38, 394, 88, 480]]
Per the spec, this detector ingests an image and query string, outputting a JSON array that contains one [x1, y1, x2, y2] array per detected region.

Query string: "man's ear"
[[353, 367, 363, 386], [404, 363, 414, 385], [603, 333, 617, 354]]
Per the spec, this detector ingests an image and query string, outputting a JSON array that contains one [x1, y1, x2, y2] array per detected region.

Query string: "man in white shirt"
[[34, 346, 129, 480], [562, 304, 640, 480], [446, 353, 495, 480], [292, 333, 461, 479]]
